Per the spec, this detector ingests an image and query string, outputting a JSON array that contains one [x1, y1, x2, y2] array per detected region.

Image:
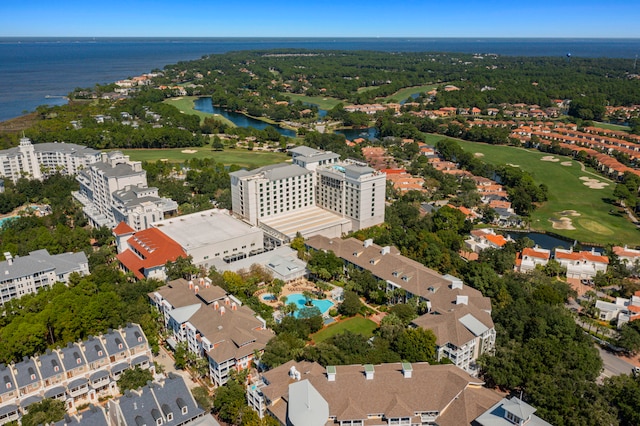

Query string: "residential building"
[[465, 229, 512, 253], [515, 246, 551, 273], [613, 246, 640, 274], [107, 373, 205, 426], [114, 223, 187, 280], [149, 278, 273, 386], [305, 236, 495, 375], [595, 291, 640, 328], [230, 147, 385, 243], [0, 324, 153, 425], [554, 248, 609, 279], [411, 305, 495, 375], [0, 137, 101, 183], [247, 360, 507, 426], [73, 151, 177, 230], [152, 208, 265, 268], [0, 249, 89, 305], [473, 396, 552, 426]]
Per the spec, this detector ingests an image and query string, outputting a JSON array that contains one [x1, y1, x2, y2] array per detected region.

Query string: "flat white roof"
[[260, 206, 350, 239], [152, 209, 262, 250]]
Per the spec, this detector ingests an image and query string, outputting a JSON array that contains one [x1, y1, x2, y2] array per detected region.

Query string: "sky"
[[1, 0, 639, 38]]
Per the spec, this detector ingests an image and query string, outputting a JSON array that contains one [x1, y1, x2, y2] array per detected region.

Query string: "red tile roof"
[[522, 247, 550, 260], [117, 228, 187, 279], [113, 221, 136, 236], [555, 250, 609, 264]]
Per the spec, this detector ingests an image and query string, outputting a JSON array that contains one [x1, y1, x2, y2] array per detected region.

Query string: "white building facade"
[[73, 151, 177, 230], [0, 249, 89, 305], [0, 137, 101, 183], [230, 147, 386, 239]]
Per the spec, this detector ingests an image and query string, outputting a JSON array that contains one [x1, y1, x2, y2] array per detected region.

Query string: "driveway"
[[156, 345, 201, 390]]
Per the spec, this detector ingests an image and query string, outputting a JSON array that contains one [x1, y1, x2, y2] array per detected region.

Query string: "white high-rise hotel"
[[230, 147, 385, 240]]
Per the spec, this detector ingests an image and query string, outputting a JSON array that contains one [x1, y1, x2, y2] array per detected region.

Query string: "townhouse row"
[[0, 324, 152, 425]]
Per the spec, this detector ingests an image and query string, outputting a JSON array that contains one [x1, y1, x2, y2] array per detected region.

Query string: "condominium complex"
[[57, 374, 208, 426], [0, 324, 153, 425], [305, 236, 495, 375], [73, 151, 177, 230], [149, 278, 273, 386], [0, 137, 101, 183], [247, 360, 516, 426], [0, 249, 89, 305], [230, 147, 385, 243]]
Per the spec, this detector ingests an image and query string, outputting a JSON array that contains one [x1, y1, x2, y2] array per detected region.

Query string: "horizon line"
[[2, 36, 640, 40]]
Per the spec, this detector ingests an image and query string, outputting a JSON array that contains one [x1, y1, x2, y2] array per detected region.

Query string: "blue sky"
[[1, 0, 639, 38]]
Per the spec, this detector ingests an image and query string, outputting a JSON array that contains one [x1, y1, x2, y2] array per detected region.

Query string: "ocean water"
[[1, 37, 639, 122]]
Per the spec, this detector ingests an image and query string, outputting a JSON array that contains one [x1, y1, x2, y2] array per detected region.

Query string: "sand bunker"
[[561, 161, 573, 166], [474, 153, 485, 157], [541, 155, 560, 162], [506, 163, 520, 168], [549, 217, 576, 230], [579, 176, 609, 189], [558, 210, 581, 217], [181, 149, 197, 154]]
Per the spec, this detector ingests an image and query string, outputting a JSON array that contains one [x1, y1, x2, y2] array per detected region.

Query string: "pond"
[[335, 127, 378, 141], [506, 231, 602, 253], [194, 97, 297, 137]]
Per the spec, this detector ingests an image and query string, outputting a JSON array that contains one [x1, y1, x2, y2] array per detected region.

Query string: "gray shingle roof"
[[122, 323, 147, 350], [60, 343, 87, 371], [118, 374, 204, 426], [82, 336, 107, 364], [103, 329, 128, 356], [0, 249, 87, 281], [37, 350, 63, 380], [0, 364, 16, 396], [13, 358, 40, 388]]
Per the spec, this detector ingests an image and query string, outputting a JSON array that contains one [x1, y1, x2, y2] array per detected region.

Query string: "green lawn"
[[380, 84, 438, 103], [312, 316, 378, 343], [163, 96, 236, 127], [592, 122, 631, 132], [450, 139, 639, 246], [116, 147, 288, 168], [282, 94, 344, 110]]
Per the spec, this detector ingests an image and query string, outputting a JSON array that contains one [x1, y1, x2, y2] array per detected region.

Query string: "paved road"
[[597, 345, 636, 383]]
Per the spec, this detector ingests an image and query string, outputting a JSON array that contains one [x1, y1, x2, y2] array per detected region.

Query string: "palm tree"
[[302, 290, 314, 306]]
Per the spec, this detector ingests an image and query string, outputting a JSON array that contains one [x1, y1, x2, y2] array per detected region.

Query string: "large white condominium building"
[[230, 147, 385, 241], [73, 151, 177, 230], [0, 137, 101, 183]]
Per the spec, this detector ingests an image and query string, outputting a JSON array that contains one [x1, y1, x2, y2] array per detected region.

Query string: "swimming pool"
[[285, 293, 335, 318], [262, 293, 277, 302], [0, 216, 17, 227]]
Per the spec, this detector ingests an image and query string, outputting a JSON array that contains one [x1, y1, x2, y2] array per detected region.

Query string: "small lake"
[[506, 231, 602, 253], [193, 97, 297, 137], [335, 127, 378, 141]]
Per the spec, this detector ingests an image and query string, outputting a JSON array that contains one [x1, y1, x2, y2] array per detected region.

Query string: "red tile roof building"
[[554, 248, 609, 279], [115, 224, 187, 280]]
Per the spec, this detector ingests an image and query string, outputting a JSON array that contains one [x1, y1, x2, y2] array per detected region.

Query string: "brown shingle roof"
[[305, 236, 491, 314], [261, 361, 502, 425]]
